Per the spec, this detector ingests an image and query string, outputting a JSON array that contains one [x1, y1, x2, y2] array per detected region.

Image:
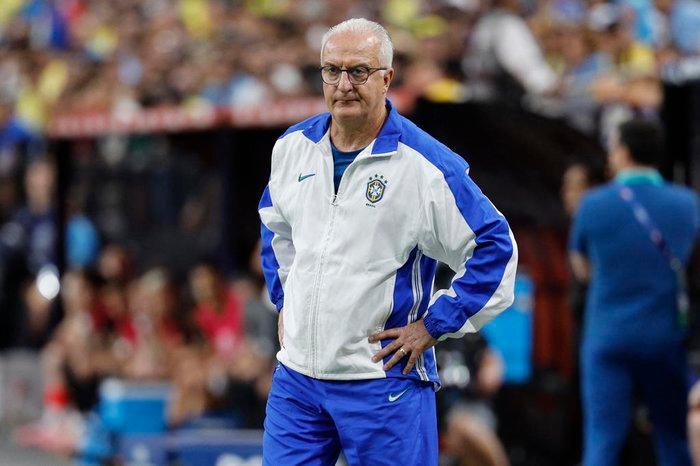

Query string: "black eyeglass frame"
[[319, 65, 388, 85]]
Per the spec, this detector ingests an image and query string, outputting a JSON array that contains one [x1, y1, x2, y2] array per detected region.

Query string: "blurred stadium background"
[[1, 0, 699, 465]]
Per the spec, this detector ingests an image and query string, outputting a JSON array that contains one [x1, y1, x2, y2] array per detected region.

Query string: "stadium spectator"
[[41, 270, 110, 413], [0, 156, 58, 349], [98, 281, 136, 361], [167, 259, 276, 429], [96, 243, 133, 284], [242, 239, 279, 358], [562, 159, 607, 333], [0, 156, 57, 275], [167, 343, 213, 427], [587, 5, 662, 142], [561, 158, 606, 376], [656, 0, 700, 57], [561, 160, 607, 219], [189, 263, 244, 358], [122, 267, 184, 380], [432, 262, 509, 466], [570, 119, 697, 466], [464, 0, 558, 102], [437, 333, 509, 466], [560, 160, 606, 462], [15, 270, 113, 455], [555, 26, 613, 134]]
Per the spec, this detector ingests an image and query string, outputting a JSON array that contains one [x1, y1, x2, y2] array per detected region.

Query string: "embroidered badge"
[[366, 174, 387, 203]]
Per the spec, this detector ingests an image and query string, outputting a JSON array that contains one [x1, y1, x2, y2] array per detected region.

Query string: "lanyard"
[[618, 185, 689, 327]]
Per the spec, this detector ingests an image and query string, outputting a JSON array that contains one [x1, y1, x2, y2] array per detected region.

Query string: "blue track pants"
[[263, 364, 438, 466]]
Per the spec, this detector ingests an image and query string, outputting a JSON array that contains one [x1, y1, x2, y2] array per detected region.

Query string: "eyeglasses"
[[319, 65, 387, 85]]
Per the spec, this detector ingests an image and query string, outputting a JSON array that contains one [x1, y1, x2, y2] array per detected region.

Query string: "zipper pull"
[[331, 194, 338, 205]]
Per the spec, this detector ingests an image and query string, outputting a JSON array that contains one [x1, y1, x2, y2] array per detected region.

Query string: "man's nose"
[[337, 70, 354, 91]]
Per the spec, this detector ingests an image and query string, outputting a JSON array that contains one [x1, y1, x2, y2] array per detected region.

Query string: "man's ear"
[[383, 68, 394, 93]]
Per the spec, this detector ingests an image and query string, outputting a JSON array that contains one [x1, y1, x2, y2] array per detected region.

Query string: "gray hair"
[[320, 18, 393, 68]]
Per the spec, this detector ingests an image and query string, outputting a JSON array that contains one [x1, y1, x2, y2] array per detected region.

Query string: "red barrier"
[[48, 105, 226, 138], [46, 91, 416, 138]]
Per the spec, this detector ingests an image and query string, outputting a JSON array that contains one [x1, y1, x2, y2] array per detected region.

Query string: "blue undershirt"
[[331, 141, 364, 193]]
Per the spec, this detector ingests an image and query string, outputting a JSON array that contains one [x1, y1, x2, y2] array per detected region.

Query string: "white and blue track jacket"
[[259, 100, 518, 386]]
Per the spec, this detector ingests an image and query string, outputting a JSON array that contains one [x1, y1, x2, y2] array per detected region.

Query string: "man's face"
[[321, 31, 393, 124], [561, 165, 590, 216], [25, 160, 55, 213]]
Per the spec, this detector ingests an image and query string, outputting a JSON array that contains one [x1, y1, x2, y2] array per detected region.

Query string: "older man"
[[258, 18, 518, 466]]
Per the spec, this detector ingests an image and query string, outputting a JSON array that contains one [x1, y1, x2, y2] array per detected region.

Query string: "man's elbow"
[[569, 252, 590, 283]]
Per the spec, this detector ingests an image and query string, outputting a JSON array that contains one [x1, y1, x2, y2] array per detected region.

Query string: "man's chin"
[[331, 103, 364, 121]]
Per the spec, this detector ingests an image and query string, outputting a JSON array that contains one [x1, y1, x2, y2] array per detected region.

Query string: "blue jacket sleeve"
[[258, 184, 295, 312], [419, 160, 518, 341]]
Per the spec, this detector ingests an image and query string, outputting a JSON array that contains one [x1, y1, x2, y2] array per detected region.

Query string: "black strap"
[[618, 185, 688, 327]]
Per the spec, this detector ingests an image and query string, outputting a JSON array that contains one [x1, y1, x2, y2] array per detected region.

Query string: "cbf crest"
[[366, 174, 387, 203]]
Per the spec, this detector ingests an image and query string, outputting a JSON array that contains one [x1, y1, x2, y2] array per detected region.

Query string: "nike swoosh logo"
[[298, 173, 315, 182], [388, 387, 410, 402]]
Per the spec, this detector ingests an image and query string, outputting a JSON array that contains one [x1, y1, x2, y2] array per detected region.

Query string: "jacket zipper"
[[307, 144, 371, 377], [308, 192, 338, 377]]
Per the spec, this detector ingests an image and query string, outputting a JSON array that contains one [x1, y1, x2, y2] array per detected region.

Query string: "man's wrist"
[[422, 315, 443, 341]]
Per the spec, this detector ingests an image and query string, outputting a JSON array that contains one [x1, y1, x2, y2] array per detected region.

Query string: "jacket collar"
[[615, 168, 664, 186], [303, 99, 402, 156], [371, 99, 402, 156]]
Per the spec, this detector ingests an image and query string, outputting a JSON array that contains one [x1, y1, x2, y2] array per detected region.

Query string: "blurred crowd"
[[1, 0, 700, 150], [48, 246, 278, 419], [16, 239, 279, 452], [0, 135, 279, 456]]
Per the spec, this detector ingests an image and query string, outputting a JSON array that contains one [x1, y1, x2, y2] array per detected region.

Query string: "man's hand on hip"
[[368, 319, 438, 375]]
